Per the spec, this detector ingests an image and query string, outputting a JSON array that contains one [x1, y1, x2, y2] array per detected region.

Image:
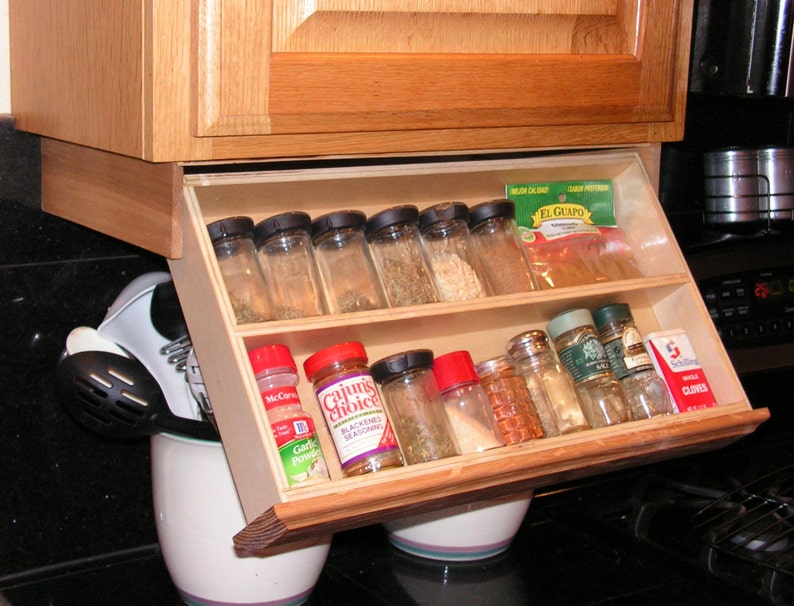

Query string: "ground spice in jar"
[[430, 251, 487, 301], [475, 355, 545, 445]]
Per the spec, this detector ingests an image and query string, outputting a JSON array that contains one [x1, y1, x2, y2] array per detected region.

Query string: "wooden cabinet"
[[10, 0, 693, 163]]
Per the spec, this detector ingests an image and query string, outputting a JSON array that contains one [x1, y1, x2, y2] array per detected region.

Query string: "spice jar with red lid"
[[303, 341, 403, 477], [432, 351, 504, 453]]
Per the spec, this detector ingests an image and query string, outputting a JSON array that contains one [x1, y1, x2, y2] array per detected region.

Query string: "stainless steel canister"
[[703, 148, 762, 225], [757, 147, 794, 222]]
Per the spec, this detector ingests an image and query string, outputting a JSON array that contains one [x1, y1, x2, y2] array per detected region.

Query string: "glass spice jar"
[[311, 211, 389, 314], [303, 341, 403, 477], [468, 199, 539, 295], [592, 303, 674, 419], [418, 202, 489, 301], [248, 344, 330, 487], [546, 309, 631, 428], [206, 216, 274, 324], [507, 330, 590, 436], [474, 355, 545, 445], [370, 349, 459, 465], [253, 211, 326, 320], [365, 205, 440, 307], [432, 351, 505, 453]]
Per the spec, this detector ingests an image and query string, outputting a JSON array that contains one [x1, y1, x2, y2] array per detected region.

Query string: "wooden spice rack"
[[165, 147, 769, 553]]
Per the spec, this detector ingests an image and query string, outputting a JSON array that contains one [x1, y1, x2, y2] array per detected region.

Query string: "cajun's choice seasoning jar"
[[432, 351, 505, 453], [507, 330, 590, 436], [547, 309, 631, 428], [248, 344, 330, 487], [253, 212, 326, 320], [303, 342, 403, 477], [366, 206, 440, 307], [418, 202, 489, 301], [207, 216, 274, 324], [311, 211, 389, 314], [370, 349, 459, 465], [592, 303, 673, 419], [468, 199, 539, 295], [475, 355, 545, 445]]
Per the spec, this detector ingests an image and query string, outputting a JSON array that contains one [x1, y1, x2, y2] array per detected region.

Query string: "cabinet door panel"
[[194, 0, 685, 138]]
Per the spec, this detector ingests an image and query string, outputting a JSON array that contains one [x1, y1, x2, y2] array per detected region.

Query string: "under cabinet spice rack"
[[166, 149, 769, 551]]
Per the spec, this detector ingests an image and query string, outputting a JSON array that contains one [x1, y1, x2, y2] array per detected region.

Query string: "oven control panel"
[[698, 266, 794, 348]]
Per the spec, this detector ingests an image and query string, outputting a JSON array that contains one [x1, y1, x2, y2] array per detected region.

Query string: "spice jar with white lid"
[[206, 216, 274, 324], [468, 199, 539, 295], [418, 202, 489, 301], [546, 309, 631, 428], [253, 212, 326, 320], [248, 344, 330, 487], [475, 355, 546, 445], [370, 349, 459, 465], [592, 303, 674, 419], [303, 341, 403, 477], [432, 351, 504, 453], [507, 330, 589, 436], [311, 211, 389, 314], [366, 206, 440, 307]]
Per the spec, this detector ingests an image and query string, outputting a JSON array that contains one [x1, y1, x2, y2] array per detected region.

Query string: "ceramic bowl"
[[151, 432, 331, 606], [382, 494, 532, 561]]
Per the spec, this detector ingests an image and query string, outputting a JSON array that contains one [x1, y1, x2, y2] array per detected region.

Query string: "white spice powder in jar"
[[418, 202, 489, 301]]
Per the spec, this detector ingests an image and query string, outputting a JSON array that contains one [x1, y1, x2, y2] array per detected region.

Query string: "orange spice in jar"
[[303, 341, 403, 477], [475, 355, 545, 444]]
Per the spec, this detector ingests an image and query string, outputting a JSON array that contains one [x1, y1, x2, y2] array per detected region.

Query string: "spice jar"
[[303, 342, 403, 476], [475, 355, 545, 445], [432, 351, 505, 453], [547, 309, 631, 428], [311, 211, 389, 314], [507, 330, 590, 436], [207, 216, 273, 324], [418, 202, 489, 301], [592, 303, 674, 419], [248, 344, 330, 487], [468, 199, 539, 295], [366, 206, 440, 307], [370, 349, 459, 464], [253, 212, 326, 320]]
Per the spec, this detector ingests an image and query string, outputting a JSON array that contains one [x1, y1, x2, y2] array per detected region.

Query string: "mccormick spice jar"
[[311, 211, 389, 314], [432, 351, 505, 453], [507, 330, 590, 436], [475, 355, 545, 445], [207, 216, 274, 324], [468, 199, 539, 295], [253, 212, 326, 320], [592, 303, 673, 419], [418, 202, 489, 301], [370, 349, 459, 464], [546, 309, 631, 428], [366, 206, 440, 307], [303, 342, 403, 477], [248, 344, 329, 487]]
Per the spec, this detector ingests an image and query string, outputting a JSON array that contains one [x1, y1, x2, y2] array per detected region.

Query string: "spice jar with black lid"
[[254, 211, 326, 320], [370, 349, 459, 465], [432, 351, 505, 453], [206, 216, 274, 324], [418, 202, 489, 301], [366, 206, 439, 308], [311, 211, 389, 314], [303, 341, 403, 477], [468, 199, 539, 295]]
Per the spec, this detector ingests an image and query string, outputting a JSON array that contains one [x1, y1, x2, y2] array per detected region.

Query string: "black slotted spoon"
[[57, 350, 218, 441]]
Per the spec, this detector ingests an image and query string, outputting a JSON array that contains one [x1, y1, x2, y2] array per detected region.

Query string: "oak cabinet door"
[[195, 0, 691, 138]]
